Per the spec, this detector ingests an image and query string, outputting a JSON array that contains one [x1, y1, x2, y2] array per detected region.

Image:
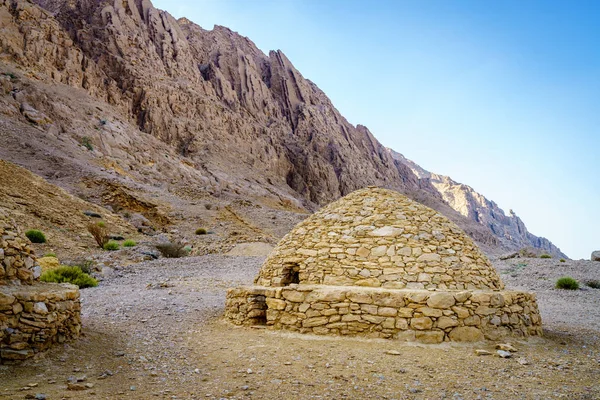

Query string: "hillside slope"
[[390, 151, 566, 257], [0, 0, 563, 256]]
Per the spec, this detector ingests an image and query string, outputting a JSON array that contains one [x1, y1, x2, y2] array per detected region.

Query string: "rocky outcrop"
[[390, 151, 566, 258], [0, 0, 559, 256], [592, 251, 600, 262]]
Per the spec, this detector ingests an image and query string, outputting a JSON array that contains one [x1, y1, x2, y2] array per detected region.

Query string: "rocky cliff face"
[[0, 0, 563, 256], [390, 151, 566, 257]]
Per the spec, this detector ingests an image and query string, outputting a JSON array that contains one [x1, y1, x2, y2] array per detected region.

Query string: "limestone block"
[[372, 292, 405, 307], [448, 326, 484, 342], [416, 330, 444, 344], [378, 307, 397, 317], [356, 247, 370, 258], [475, 306, 497, 316], [354, 278, 381, 287], [282, 290, 306, 303], [437, 316, 459, 329], [410, 317, 433, 330], [404, 292, 429, 304], [395, 318, 409, 330], [368, 227, 403, 237], [346, 292, 372, 304], [371, 246, 388, 257], [451, 306, 470, 319], [305, 288, 347, 302], [417, 253, 441, 263], [394, 330, 416, 341], [420, 307, 443, 317], [427, 292, 455, 309], [265, 298, 287, 311], [302, 316, 329, 327]]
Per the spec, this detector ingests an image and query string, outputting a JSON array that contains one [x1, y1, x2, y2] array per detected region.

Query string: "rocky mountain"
[[0, 0, 565, 257], [390, 151, 566, 257]]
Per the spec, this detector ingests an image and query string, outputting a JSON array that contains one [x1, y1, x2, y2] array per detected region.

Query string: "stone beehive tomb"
[[225, 187, 542, 343], [0, 209, 81, 363]]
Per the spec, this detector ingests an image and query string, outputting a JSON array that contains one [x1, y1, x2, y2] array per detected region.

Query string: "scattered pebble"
[[497, 350, 512, 359]]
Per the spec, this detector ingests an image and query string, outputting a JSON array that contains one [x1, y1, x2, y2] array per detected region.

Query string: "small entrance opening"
[[281, 264, 300, 286]]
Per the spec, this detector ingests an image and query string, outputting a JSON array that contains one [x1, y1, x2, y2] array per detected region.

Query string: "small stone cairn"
[[0, 209, 81, 363], [225, 187, 542, 343]]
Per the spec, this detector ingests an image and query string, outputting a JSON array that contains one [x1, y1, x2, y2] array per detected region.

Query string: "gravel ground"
[[1, 256, 599, 400]]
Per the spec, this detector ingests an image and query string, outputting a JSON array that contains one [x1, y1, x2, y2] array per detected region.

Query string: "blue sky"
[[153, 0, 599, 259]]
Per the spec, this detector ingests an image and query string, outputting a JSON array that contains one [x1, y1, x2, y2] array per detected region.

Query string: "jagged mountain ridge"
[[390, 151, 566, 257], [0, 0, 564, 256]]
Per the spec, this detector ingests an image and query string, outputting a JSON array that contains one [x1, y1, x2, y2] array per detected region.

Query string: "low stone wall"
[[225, 287, 267, 325], [0, 215, 41, 284], [0, 283, 81, 363], [225, 285, 542, 343]]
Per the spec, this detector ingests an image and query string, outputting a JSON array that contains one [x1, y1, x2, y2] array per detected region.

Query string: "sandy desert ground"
[[1, 255, 599, 400]]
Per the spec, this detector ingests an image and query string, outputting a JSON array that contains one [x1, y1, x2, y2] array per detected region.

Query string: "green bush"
[[25, 230, 46, 243], [96, 221, 106, 228], [540, 254, 552, 259], [195, 228, 207, 235], [44, 252, 57, 258], [123, 239, 137, 247], [586, 280, 600, 289], [103, 241, 120, 251], [560, 258, 566, 263], [40, 266, 98, 288], [555, 276, 579, 290], [81, 136, 93, 151]]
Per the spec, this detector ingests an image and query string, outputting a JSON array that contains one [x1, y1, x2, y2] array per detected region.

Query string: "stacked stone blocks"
[[225, 188, 543, 343], [0, 209, 81, 363], [226, 286, 541, 343]]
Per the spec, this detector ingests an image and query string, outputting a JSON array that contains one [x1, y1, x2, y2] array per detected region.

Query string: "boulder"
[[592, 251, 600, 262]]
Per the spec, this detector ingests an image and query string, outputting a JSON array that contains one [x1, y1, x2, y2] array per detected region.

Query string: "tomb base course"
[[0, 282, 81, 364], [225, 285, 542, 343]]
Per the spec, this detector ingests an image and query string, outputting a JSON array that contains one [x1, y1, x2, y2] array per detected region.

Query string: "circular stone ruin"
[[0, 209, 81, 363], [225, 187, 542, 343]]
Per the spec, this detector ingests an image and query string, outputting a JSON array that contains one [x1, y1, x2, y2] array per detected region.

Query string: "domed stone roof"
[[255, 187, 504, 291]]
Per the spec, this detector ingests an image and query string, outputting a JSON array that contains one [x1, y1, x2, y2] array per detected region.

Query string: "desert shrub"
[[560, 258, 566, 263], [123, 239, 137, 247], [586, 280, 600, 289], [195, 228, 207, 235], [540, 254, 552, 259], [40, 266, 98, 288], [103, 241, 120, 251], [44, 252, 57, 258], [156, 241, 190, 258], [25, 229, 46, 243], [87, 223, 109, 248], [555, 277, 579, 290], [204, 203, 212, 210], [96, 221, 106, 228], [99, 119, 107, 126], [81, 136, 93, 151]]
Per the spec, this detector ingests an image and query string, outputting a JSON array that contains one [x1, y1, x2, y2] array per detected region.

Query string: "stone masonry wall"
[[226, 285, 542, 343], [0, 209, 82, 363], [256, 188, 504, 291], [0, 211, 41, 284], [0, 283, 81, 362], [225, 287, 267, 326]]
